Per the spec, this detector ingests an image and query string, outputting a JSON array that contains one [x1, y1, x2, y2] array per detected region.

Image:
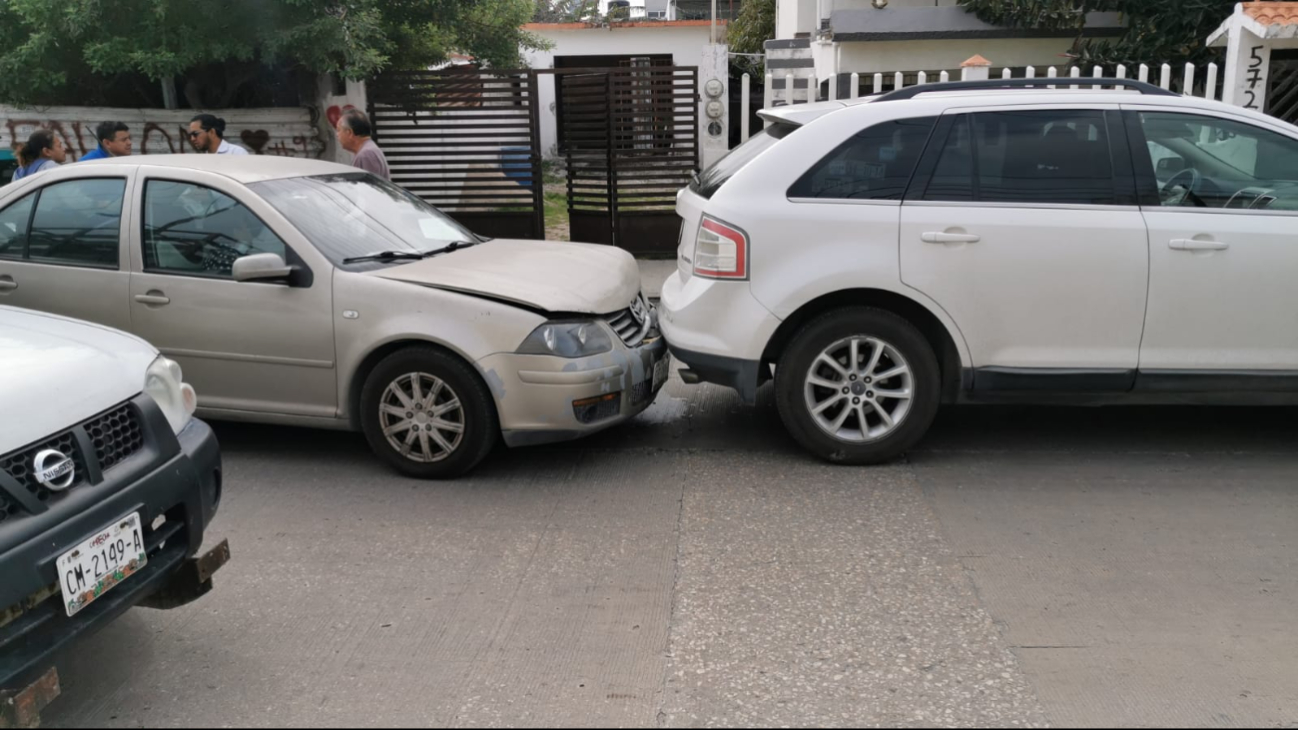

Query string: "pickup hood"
[[367, 239, 641, 314], [0, 307, 157, 453]]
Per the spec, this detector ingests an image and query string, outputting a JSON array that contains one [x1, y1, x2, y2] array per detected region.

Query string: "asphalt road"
[[42, 370, 1298, 728]]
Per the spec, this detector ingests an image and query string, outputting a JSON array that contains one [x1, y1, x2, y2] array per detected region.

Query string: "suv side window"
[[789, 117, 936, 200], [0, 193, 35, 261], [922, 110, 1117, 205], [26, 179, 127, 268], [1134, 111, 1298, 210], [143, 180, 287, 278]]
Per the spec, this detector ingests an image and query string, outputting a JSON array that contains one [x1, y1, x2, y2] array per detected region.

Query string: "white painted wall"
[[833, 37, 1085, 77], [776, 0, 801, 38], [524, 25, 723, 161]]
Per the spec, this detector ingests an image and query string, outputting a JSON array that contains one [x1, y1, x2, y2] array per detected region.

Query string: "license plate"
[[651, 356, 670, 392], [57, 512, 147, 617]]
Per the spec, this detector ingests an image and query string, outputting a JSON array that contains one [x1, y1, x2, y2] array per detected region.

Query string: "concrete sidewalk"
[[638, 259, 676, 300]]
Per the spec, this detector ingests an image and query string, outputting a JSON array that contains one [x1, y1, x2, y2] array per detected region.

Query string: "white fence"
[[737, 61, 1224, 143]]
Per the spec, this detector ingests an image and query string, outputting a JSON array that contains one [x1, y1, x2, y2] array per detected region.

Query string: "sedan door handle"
[[1169, 238, 1229, 251], [921, 232, 981, 244], [0, 276, 16, 293], [134, 293, 171, 306]]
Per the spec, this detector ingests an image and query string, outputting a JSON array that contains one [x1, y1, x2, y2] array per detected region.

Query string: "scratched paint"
[[0, 105, 325, 160]]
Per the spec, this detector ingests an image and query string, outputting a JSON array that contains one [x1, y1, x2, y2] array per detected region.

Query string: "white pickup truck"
[[0, 306, 228, 716]]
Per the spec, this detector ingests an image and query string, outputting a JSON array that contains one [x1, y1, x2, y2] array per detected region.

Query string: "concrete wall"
[[316, 74, 369, 165], [833, 37, 1086, 77], [524, 24, 728, 166], [1, 106, 323, 161]]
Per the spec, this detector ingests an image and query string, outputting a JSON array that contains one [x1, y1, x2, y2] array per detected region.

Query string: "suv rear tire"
[[359, 347, 498, 479], [775, 307, 940, 464]]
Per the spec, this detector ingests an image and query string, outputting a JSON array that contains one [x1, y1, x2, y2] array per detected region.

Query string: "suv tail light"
[[692, 216, 749, 280]]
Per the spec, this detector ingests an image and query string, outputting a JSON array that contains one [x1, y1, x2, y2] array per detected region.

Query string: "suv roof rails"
[[873, 77, 1179, 102]]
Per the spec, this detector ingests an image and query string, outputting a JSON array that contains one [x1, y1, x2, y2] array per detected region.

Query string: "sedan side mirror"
[[232, 253, 295, 283]]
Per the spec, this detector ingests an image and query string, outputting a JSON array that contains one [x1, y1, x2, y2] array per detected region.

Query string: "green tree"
[[728, 0, 775, 77], [957, 0, 1235, 66], [532, 0, 599, 22], [0, 0, 547, 108]]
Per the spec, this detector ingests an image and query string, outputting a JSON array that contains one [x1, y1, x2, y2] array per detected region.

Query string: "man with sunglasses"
[[187, 114, 249, 155]]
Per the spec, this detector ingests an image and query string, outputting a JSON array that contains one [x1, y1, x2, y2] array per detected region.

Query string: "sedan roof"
[[73, 154, 359, 184]]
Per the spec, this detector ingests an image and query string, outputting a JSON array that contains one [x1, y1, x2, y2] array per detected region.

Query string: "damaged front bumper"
[[481, 328, 670, 448]]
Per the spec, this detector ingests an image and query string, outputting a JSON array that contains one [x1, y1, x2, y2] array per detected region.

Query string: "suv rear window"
[[690, 123, 796, 198], [788, 117, 936, 200]]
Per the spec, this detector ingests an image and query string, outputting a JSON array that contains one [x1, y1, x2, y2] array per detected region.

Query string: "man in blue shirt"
[[80, 122, 132, 161]]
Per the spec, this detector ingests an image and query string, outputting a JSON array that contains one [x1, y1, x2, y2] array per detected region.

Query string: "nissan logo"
[[629, 295, 649, 327], [33, 449, 75, 491]]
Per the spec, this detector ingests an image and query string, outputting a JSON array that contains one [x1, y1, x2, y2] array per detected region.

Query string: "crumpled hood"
[[367, 239, 642, 314], [0, 307, 157, 454]]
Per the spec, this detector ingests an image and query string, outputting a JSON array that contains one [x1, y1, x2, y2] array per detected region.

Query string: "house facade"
[[771, 0, 1126, 94], [523, 20, 731, 167]]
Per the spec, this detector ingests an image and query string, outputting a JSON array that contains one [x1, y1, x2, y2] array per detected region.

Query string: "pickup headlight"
[[516, 321, 613, 358], [145, 356, 198, 434]]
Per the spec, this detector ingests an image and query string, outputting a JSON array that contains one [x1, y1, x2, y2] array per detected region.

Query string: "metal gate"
[[559, 66, 699, 255], [368, 69, 545, 240], [1268, 51, 1298, 126]]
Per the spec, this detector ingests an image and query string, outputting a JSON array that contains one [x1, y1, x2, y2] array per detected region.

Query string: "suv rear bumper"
[[0, 416, 224, 690]]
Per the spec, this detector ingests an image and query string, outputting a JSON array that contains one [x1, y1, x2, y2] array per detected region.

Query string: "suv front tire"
[[775, 307, 941, 464]]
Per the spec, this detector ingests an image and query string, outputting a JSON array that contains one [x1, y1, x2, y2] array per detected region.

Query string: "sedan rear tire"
[[360, 347, 498, 479]]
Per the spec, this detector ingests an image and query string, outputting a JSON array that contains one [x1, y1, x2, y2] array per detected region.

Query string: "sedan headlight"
[[145, 356, 198, 434], [516, 321, 613, 358]]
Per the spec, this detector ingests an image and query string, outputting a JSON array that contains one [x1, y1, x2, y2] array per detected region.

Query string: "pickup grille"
[[606, 294, 653, 348], [0, 432, 88, 505], [85, 404, 145, 472], [0, 402, 145, 518]]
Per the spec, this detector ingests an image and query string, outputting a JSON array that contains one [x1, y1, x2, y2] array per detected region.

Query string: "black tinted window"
[[922, 111, 1116, 205], [691, 123, 796, 198], [0, 193, 34, 260], [144, 180, 287, 279], [28, 179, 125, 268], [789, 117, 935, 200], [924, 117, 975, 201]]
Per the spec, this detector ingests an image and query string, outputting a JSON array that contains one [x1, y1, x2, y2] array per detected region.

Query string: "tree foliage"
[[0, 0, 547, 108], [728, 0, 775, 77], [957, 0, 1236, 65], [532, 0, 600, 22]]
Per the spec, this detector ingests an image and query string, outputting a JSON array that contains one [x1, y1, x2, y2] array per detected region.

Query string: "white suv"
[[660, 79, 1298, 463]]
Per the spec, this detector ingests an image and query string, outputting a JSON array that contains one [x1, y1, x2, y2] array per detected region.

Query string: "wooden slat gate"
[[368, 69, 545, 240], [559, 66, 700, 255], [1268, 50, 1298, 127]]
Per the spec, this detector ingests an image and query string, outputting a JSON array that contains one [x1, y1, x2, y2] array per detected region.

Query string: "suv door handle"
[[134, 292, 171, 306], [1169, 238, 1229, 251], [0, 276, 15, 293], [921, 232, 981, 244]]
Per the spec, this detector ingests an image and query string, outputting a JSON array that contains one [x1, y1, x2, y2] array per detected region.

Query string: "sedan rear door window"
[[27, 179, 126, 268]]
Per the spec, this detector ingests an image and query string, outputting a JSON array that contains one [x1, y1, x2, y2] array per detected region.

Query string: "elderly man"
[[336, 109, 390, 180]]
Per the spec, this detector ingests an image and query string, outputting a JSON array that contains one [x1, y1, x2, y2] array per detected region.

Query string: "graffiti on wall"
[[1, 107, 326, 161]]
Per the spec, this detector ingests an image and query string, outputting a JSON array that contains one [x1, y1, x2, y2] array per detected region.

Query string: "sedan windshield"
[[250, 173, 479, 270]]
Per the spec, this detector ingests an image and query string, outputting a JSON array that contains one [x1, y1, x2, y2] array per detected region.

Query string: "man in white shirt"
[[188, 114, 250, 155]]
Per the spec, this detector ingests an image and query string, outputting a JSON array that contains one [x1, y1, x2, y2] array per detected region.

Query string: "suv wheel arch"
[[761, 289, 966, 404]]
